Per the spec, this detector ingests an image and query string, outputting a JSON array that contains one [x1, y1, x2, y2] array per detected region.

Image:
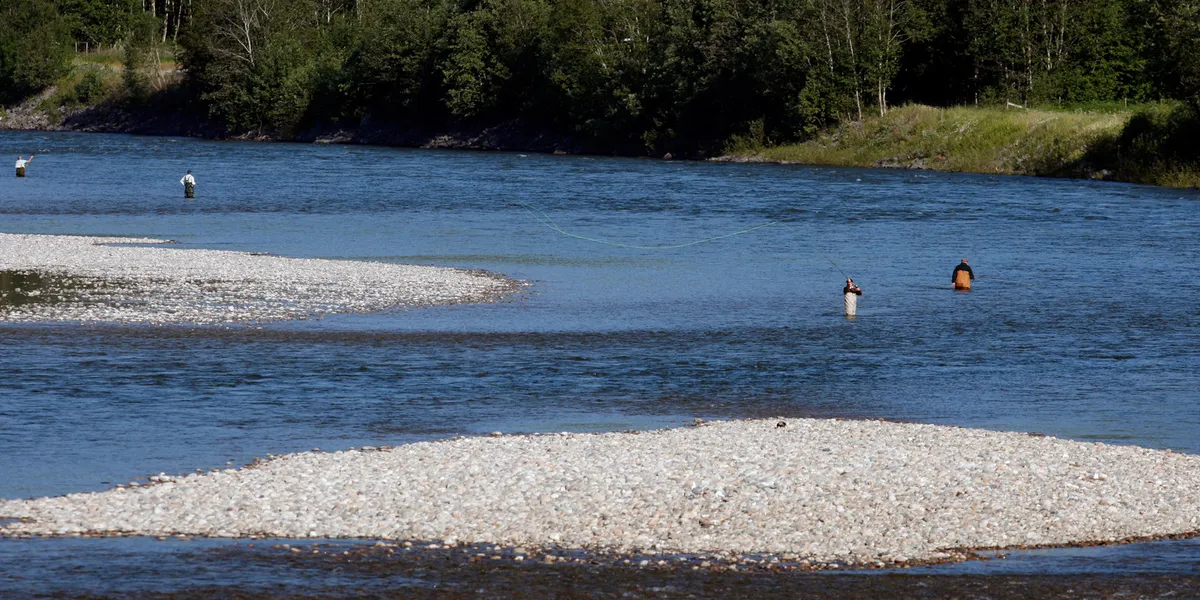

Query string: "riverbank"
[[7, 94, 1199, 190], [0, 84, 605, 154], [4, 418, 1198, 570], [718, 104, 1200, 189]]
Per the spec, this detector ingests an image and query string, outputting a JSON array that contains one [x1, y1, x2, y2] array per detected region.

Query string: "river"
[[0, 131, 1197, 597]]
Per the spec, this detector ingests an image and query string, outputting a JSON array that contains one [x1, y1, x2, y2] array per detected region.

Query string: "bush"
[[74, 68, 107, 104], [0, 0, 74, 103], [723, 119, 767, 155], [123, 13, 160, 102], [1116, 103, 1200, 186]]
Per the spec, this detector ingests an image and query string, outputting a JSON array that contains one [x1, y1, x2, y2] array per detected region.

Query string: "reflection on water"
[[1, 537, 1197, 599]]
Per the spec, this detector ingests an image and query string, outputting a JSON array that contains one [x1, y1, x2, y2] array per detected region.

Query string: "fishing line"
[[515, 202, 781, 250], [514, 201, 857, 279], [974, 277, 1037, 287]]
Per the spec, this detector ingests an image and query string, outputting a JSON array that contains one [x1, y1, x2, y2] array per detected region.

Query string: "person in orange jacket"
[[952, 259, 975, 290]]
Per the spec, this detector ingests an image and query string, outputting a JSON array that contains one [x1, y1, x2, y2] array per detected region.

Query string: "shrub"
[[0, 0, 74, 103], [74, 68, 107, 105], [1116, 103, 1200, 186]]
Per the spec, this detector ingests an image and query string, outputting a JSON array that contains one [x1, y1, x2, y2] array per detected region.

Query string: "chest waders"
[[184, 181, 195, 198], [954, 269, 971, 290]]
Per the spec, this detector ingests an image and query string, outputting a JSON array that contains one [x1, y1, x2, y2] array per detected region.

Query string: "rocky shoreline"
[[3, 418, 1197, 570], [0, 89, 617, 155], [0, 233, 521, 325]]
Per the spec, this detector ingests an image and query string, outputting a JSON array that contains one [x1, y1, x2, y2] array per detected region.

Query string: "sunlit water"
[[0, 131, 1197, 596]]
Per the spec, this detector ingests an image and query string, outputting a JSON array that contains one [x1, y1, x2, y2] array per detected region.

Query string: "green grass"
[[37, 46, 183, 119], [727, 103, 1200, 188], [72, 45, 178, 70], [738, 104, 1131, 178], [37, 65, 124, 124], [72, 47, 125, 68]]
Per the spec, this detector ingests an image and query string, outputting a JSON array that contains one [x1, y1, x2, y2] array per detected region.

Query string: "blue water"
[[0, 131, 1198, 596]]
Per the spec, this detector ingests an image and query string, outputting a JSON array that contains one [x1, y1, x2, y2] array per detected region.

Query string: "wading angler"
[[180, 170, 196, 198], [14, 155, 32, 177]]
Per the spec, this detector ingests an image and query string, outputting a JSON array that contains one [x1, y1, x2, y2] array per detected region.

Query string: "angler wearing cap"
[[843, 278, 863, 317], [180, 170, 196, 198], [952, 258, 975, 290]]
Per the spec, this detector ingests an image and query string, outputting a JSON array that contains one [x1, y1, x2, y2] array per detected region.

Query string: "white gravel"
[[0, 233, 519, 324], [3, 418, 1198, 567]]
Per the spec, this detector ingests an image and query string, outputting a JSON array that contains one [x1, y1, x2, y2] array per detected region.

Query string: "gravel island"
[[0, 233, 519, 324], [3, 418, 1198, 568]]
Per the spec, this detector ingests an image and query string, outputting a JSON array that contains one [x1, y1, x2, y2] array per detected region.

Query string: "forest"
[[2, 0, 1198, 158]]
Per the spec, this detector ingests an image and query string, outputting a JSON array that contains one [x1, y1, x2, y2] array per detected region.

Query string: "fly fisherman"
[[15, 155, 32, 177], [843, 278, 863, 317], [952, 258, 975, 290], [180, 170, 196, 198]]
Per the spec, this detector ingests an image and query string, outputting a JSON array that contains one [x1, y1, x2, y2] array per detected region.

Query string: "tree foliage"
[[55, 0, 142, 46], [0, 0, 75, 103], [21, 0, 1200, 153]]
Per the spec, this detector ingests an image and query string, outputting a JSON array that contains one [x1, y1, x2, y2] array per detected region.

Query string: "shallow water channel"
[[0, 131, 1197, 597]]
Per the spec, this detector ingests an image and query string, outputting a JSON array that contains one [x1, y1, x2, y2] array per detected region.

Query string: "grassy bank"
[[3, 47, 181, 126], [725, 104, 1200, 189]]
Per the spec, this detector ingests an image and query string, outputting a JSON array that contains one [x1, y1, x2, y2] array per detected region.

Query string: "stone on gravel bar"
[[2, 418, 1198, 568]]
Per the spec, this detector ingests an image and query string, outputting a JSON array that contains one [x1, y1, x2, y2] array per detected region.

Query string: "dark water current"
[[0, 131, 1197, 597]]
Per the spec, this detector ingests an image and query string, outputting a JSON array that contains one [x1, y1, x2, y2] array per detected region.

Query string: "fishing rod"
[[824, 256, 850, 279], [515, 201, 857, 279]]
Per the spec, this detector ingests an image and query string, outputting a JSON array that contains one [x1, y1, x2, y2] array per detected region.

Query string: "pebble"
[[2, 418, 1199, 568], [0, 233, 521, 324]]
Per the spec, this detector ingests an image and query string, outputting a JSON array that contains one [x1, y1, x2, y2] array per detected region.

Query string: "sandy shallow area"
[[3, 418, 1198, 568], [0, 233, 519, 324]]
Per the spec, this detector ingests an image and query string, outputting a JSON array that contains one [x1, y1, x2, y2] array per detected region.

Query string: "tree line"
[[2, 0, 1198, 156]]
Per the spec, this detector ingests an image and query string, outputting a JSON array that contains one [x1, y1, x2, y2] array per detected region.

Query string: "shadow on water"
[[3, 537, 1199, 599]]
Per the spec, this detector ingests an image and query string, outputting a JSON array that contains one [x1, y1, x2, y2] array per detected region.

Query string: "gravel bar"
[[0, 233, 520, 324], [3, 418, 1198, 568]]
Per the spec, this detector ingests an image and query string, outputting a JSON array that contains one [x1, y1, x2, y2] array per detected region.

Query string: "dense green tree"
[[0, 0, 75, 103], [441, 10, 508, 117], [54, 0, 141, 46], [544, 0, 658, 144], [345, 0, 450, 120], [180, 0, 333, 135], [1149, 0, 1200, 105], [123, 11, 160, 101], [13, 0, 1199, 153]]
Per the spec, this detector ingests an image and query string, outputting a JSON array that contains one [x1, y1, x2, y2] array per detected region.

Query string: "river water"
[[0, 131, 1197, 597]]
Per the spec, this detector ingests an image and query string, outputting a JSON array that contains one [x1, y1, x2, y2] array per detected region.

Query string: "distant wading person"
[[953, 259, 975, 290], [15, 155, 33, 177], [180, 170, 196, 198], [843, 278, 863, 317]]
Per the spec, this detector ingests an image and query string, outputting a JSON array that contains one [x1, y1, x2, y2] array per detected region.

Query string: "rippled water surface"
[[1, 131, 1197, 597]]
